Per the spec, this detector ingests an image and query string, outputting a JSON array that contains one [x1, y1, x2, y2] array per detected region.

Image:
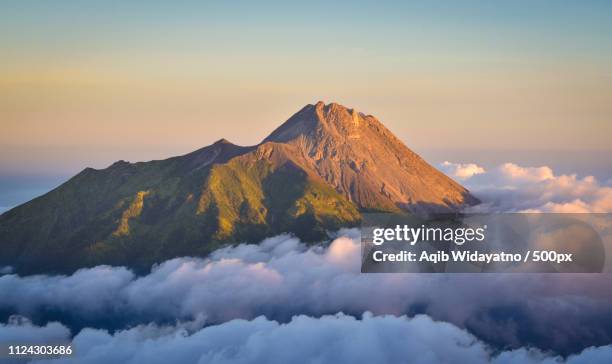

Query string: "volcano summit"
[[0, 101, 478, 274]]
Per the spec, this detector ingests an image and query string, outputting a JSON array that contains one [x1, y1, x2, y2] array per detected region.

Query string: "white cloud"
[[496, 163, 554, 183], [0, 317, 71, 364], [0, 316, 69, 345], [440, 162, 612, 213], [0, 314, 605, 364], [440, 161, 485, 180]]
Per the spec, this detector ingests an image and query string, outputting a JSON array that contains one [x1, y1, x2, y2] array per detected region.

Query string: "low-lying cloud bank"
[[440, 162, 612, 213], [2, 232, 612, 354], [2, 314, 611, 364]]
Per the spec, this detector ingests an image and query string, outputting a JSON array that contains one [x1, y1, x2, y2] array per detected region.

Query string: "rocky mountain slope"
[[0, 101, 477, 274]]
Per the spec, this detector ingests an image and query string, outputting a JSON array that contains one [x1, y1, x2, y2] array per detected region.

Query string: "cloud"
[[495, 163, 555, 183], [440, 161, 485, 180], [2, 232, 612, 355], [0, 314, 606, 364], [440, 162, 612, 213], [0, 317, 71, 364], [0, 316, 69, 345]]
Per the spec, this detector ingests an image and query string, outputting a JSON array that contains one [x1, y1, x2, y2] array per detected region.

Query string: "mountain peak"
[[313, 100, 361, 119], [261, 101, 476, 213], [213, 138, 233, 145], [264, 101, 367, 143]]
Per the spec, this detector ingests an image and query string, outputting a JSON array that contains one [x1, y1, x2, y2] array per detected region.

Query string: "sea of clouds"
[[1, 162, 611, 363], [3, 314, 612, 364]]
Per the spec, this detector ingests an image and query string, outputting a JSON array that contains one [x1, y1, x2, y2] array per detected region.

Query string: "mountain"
[[0, 101, 478, 274]]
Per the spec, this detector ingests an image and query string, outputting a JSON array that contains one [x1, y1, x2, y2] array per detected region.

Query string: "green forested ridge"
[[0, 142, 360, 274]]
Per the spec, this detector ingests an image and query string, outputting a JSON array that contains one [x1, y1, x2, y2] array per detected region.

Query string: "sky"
[[1, 1, 611, 180]]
